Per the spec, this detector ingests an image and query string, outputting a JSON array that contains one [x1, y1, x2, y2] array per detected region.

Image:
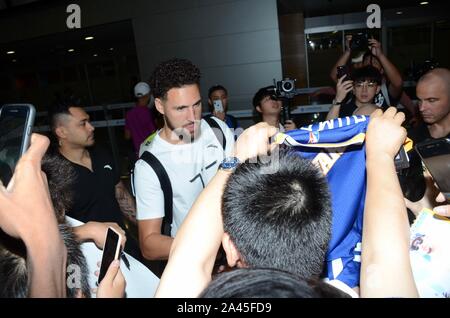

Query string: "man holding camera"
[[252, 85, 297, 132], [329, 35, 405, 112]]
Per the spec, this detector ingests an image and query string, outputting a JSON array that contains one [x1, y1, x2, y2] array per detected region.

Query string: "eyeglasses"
[[354, 81, 378, 89]]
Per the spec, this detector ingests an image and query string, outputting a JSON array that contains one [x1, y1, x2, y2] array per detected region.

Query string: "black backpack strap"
[[140, 151, 173, 236], [204, 117, 226, 150]]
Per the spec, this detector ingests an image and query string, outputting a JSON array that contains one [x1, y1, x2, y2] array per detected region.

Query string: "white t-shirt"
[[134, 118, 234, 237]]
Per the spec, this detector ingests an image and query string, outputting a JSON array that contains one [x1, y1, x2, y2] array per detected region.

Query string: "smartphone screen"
[[213, 100, 224, 113], [0, 104, 36, 185], [415, 138, 450, 198], [98, 227, 122, 285]]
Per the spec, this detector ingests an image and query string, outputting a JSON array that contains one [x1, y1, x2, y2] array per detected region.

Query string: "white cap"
[[134, 82, 150, 97]]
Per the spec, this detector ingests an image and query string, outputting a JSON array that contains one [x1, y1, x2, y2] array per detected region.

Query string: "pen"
[[121, 252, 131, 270]]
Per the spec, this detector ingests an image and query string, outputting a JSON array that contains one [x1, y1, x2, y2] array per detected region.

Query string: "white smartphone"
[[213, 99, 224, 113], [0, 104, 36, 185], [98, 227, 122, 284]]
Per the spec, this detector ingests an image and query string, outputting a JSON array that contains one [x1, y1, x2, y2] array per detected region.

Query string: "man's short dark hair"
[[48, 95, 83, 136], [200, 268, 349, 298], [222, 149, 332, 279], [208, 85, 228, 99], [252, 86, 276, 109], [150, 58, 201, 99], [352, 66, 382, 85]]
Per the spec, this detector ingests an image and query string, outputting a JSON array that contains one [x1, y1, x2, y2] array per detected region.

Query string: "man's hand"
[[0, 133, 66, 297], [81, 222, 127, 250], [213, 111, 226, 122], [345, 34, 352, 51], [368, 38, 383, 57], [366, 107, 406, 160], [233, 122, 278, 162], [96, 260, 126, 298], [335, 74, 353, 103], [0, 134, 57, 241], [434, 205, 450, 217]]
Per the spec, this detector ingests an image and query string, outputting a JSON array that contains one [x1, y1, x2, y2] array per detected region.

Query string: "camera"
[[274, 78, 297, 99], [350, 32, 369, 51]]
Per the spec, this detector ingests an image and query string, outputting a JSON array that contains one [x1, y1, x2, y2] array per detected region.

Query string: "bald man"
[[411, 68, 450, 142]]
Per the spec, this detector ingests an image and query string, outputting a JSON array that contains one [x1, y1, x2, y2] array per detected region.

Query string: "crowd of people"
[[0, 35, 449, 298]]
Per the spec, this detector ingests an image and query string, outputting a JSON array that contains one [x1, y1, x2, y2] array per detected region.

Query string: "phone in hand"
[[98, 227, 122, 285], [337, 65, 352, 81], [415, 138, 450, 201], [0, 104, 36, 186], [213, 99, 224, 113]]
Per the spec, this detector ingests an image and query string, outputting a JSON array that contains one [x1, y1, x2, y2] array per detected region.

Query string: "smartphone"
[[98, 227, 122, 285], [0, 104, 36, 185], [415, 138, 450, 201], [337, 65, 351, 80], [213, 99, 224, 113]]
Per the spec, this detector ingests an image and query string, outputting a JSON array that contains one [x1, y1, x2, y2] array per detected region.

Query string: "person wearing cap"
[[252, 86, 297, 132], [125, 82, 157, 156]]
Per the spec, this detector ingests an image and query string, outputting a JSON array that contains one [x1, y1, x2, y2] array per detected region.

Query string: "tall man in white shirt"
[[134, 58, 234, 264]]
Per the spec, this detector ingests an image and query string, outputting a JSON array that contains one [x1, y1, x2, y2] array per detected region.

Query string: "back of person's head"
[[252, 86, 276, 109], [208, 85, 228, 99], [42, 153, 76, 222], [0, 224, 91, 298], [200, 268, 348, 298], [222, 149, 332, 279], [352, 65, 382, 85], [150, 58, 201, 100]]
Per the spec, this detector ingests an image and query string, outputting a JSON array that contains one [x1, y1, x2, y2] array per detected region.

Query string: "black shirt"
[[63, 147, 125, 229]]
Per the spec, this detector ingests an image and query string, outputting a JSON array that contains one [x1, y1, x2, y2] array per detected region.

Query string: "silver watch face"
[[220, 157, 239, 169]]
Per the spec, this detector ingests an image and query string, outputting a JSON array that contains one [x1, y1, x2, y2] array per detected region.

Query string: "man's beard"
[[165, 116, 200, 143]]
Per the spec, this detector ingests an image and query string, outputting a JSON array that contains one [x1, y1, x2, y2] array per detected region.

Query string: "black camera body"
[[273, 78, 299, 125], [275, 78, 297, 99], [350, 32, 369, 51]]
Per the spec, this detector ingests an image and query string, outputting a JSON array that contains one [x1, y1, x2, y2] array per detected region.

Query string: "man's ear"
[[208, 98, 212, 106], [222, 233, 244, 268], [256, 105, 262, 114], [55, 126, 66, 140], [155, 98, 165, 115]]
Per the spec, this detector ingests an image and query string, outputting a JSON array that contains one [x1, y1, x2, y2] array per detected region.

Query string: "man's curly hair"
[[150, 58, 201, 99]]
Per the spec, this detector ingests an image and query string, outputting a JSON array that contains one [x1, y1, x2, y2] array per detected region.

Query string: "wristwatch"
[[332, 99, 343, 106], [219, 157, 240, 172]]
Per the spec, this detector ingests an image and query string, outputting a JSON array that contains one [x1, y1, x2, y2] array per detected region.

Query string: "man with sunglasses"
[[327, 66, 381, 120], [252, 85, 297, 132]]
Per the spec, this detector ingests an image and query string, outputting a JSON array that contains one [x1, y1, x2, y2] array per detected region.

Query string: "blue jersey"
[[276, 115, 369, 287]]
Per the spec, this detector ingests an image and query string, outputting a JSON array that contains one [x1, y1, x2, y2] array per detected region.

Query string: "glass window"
[[388, 24, 431, 79], [306, 31, 343, 87], [434, 19, 450, 69]]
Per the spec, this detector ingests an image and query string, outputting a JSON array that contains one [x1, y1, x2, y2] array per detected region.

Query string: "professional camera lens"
[[282, 81, 293, 92]]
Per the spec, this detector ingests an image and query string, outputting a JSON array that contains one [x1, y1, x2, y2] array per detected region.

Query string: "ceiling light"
[[7, 51, 15, 55], [396, 11, 403, 14], [12, 59, 17, 62], [68, 49, 75, 52], [420, 2, 429, 5], [109, 47, 114, 51], [93, 53, 98, 57], [85, 36, 94, 40]]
